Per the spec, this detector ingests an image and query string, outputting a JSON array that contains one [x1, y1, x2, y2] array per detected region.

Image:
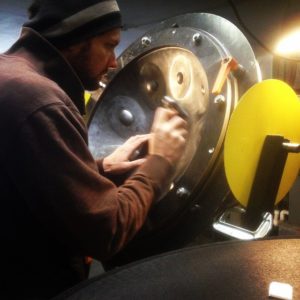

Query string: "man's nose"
[[108, 54, 118, 69]]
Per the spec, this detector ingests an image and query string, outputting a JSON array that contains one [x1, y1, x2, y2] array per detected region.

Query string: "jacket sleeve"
[[8, 101, 174, 261]]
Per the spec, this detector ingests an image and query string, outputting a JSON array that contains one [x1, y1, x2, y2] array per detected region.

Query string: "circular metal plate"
[[224, 79, 300, 207], [89, 24, 233, 192]]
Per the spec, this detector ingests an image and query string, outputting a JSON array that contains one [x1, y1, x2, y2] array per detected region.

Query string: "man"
[[0, 0, 188, 299]]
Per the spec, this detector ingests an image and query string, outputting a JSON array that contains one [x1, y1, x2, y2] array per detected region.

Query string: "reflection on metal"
[[119, 109, 134, 126], [145, 80, 158, 93], [176, 187, 191, 199], [161, 96, 189, 120], [282, 142, 300, 153], [88, 13, 261, 253], [208, 147, 215, 154], [99, 81, 107, 89]]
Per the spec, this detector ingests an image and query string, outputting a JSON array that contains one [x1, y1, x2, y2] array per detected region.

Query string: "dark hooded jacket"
[[0, 28, 173, 299]]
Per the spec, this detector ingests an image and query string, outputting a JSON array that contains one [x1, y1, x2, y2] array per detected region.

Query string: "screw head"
[[192, 33, 202, 45], [214, 95, 226, 105], [141, 36, 151, 47]]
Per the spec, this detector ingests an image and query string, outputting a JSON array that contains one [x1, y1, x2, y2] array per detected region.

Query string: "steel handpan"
[[89, 46, 208, 181]]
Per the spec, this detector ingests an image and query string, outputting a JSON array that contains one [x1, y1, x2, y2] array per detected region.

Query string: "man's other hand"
[[103, 134, 149, 174]]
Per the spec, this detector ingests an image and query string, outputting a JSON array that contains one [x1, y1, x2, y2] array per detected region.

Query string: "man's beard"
[[69, 44, 102, 91], [73, 61, 101, 91], [79, 72, 101, 91]]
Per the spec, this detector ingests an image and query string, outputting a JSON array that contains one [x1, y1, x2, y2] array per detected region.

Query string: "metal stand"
[[214, 135, 300, 240]]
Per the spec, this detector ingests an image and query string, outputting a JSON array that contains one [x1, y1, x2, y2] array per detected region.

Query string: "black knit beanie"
[[23, 0, 122, 47]]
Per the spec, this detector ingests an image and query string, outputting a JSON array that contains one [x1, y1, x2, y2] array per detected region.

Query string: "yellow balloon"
[[224, 79, 300, 207]]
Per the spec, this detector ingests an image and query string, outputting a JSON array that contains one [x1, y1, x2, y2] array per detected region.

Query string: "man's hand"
[[149, 107, 188, 166], [103, 134, 149, 174]]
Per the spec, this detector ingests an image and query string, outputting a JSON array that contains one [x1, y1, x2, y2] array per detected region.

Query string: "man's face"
[[62, 28, 121, 91]]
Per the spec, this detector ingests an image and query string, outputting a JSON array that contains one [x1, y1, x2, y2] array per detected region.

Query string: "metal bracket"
[[213, 206, 273, 240], [214, 135, 300, 240]]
